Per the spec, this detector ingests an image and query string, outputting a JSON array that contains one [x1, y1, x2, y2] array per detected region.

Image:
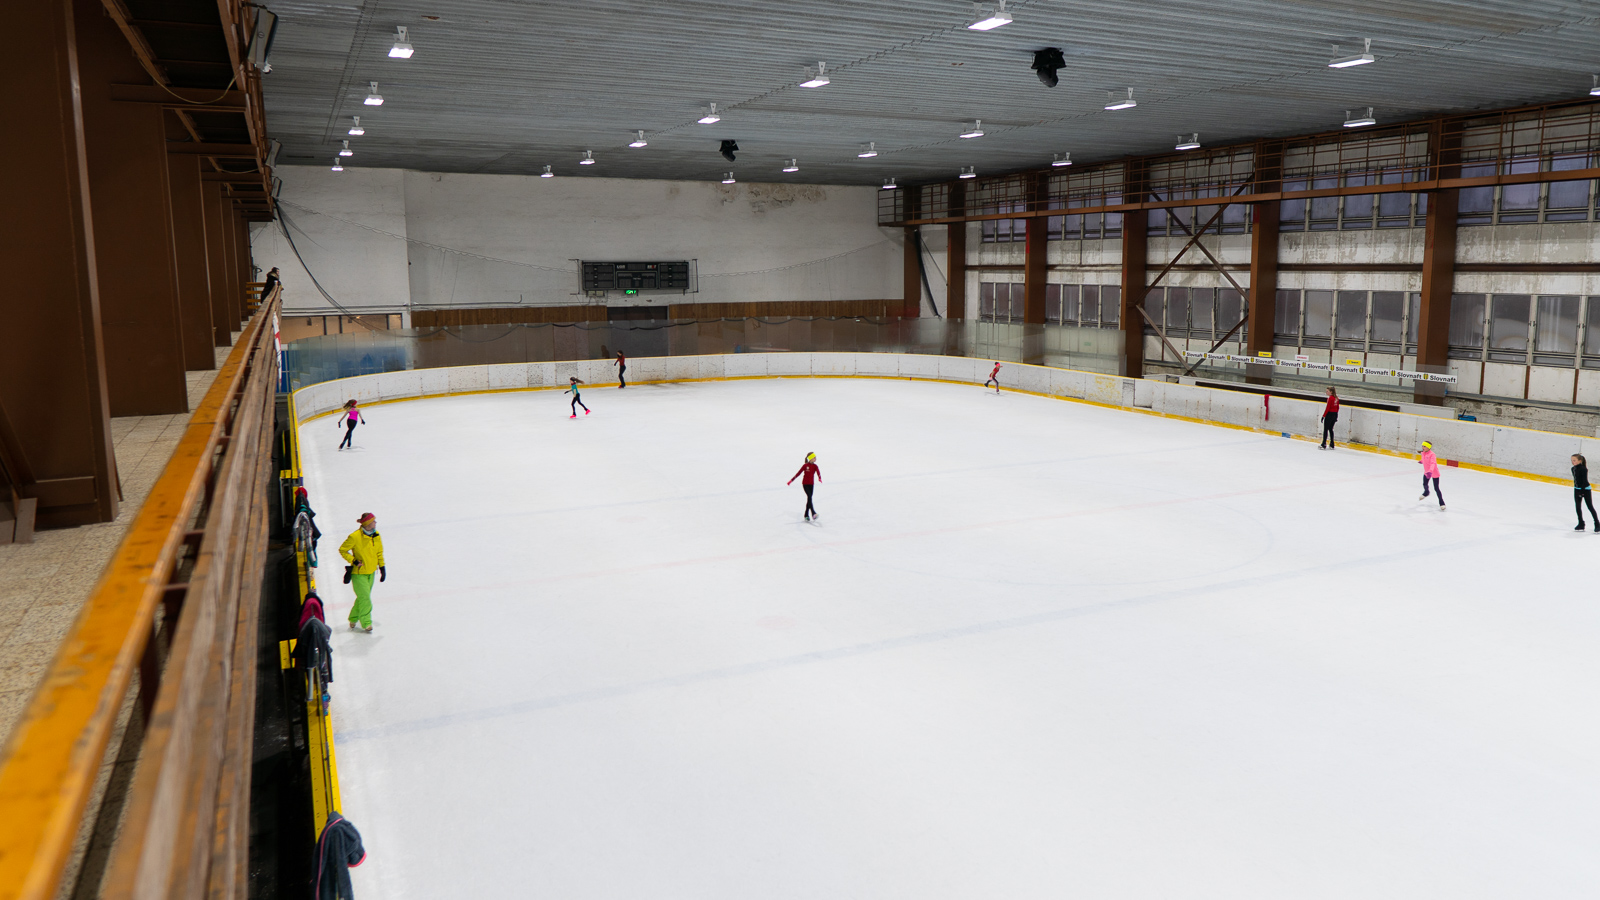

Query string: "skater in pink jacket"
[[1418, 441, 1445, 510]]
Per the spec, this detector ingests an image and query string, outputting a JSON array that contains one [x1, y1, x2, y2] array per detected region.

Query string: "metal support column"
[[901, 185, 922, 317], [1246, 142, 1283, 384], [0, 0, 119, 527], [1023, 175, 1048, 325], [78, 0, 189, 415], [167, 148, 219, 371], [1120, 161, 1149, 378], [1416, 126, 1462, 405], [947, 183, 967, 320]]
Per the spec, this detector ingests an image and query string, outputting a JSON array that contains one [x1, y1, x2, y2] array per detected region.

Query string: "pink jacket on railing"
[[1419, 449, 1440, 477]]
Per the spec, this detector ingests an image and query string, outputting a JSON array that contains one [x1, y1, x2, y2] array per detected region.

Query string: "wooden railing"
[[0, 296, 281, 900]]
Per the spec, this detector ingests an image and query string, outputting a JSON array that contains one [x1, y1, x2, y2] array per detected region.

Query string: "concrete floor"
[[0, 341, 236, 752]]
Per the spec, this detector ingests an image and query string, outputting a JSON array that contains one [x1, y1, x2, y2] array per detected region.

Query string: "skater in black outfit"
[[336, 399, 364, 450], [1319, 387, 1340, 449], [614, 351, 627, 389], [787, 452, 821, 521], [1573, 454, 1598, 531]]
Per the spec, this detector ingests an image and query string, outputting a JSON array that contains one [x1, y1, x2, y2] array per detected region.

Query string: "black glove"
[[379, 566, 387, 583], [343, 565, 353, 584]]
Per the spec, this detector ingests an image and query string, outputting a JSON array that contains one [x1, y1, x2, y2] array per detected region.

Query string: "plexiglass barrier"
[[281, 317, 1125, 391]]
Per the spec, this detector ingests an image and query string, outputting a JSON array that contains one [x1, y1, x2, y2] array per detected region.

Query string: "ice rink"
[[298, 376, 1600, 899]]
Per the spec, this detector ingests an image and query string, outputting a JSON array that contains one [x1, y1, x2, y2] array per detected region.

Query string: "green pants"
[[350, 573, 375, 628]]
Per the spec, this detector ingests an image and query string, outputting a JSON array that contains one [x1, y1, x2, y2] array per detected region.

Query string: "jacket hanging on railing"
[[313, 811, 367, 900], [298, 592, 326, 632], [296, 616, 333, 685]]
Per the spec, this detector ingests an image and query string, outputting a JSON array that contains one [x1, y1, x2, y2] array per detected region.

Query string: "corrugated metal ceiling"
[[261, 0, 1600, 184]]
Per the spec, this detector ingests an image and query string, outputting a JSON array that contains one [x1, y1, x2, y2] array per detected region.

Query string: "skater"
[[984, 361, 1002, 394], [614, 351, 627, 389], [1417, 441, 1445, 510], [566, 377, 590, 417], [787, 452, 821, 521], [1573, 454, 1599, 531], [1319, 387, 1340, 449], [336, 400, 365, 450], [338, 513, 386, 632]]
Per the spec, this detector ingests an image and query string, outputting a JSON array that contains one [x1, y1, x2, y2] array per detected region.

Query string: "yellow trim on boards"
[[292, 370, 1575, 487]]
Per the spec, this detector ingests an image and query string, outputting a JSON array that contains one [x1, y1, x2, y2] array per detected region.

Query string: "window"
[[1142, 288, 1163, 333], [1280, 179, 1307, 232], [1078, 285, 1097, 327], [1406, 292, 1421, 350], [1009, 284, 1026, 321], [1457, 162, 1496, 225], [980, 282, 997, 319], [1448, 293, 1486, 356], [1370, 291, 1404, 347], [1191, 288, 1216, 339], [980, 203, 1028, 242], [1584, 297, 1600, 361], [1099, 285, 1121, 327], [1534, 295, 1579, 363], [1165, 287, 1189, 334], [1309, 175, 1340, 230], [1045, 283, 1063, 323], [980, 283, 1025, 321], [1342, 172, 1376, 229], [1547, 154, 1592, 220], [1217, 289, 1243, 341], [1335, 291, 1367, 349], [1498, 157, 1540, 223], [1147, 208, 1168, 234], [1487, 294, 1531, 362], [1303, 290, 1334, 345], [1275, 290, 1301, 341]]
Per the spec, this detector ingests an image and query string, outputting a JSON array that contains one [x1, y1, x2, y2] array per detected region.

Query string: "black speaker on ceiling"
[[1032, 48, 1066, 88], [720, 140, 739, 162]]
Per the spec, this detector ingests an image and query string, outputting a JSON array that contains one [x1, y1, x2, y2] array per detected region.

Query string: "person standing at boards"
[[984, 361, 1002, 394], [1319, 388, 1340, 449], [1418, 441, 1445, 510], [337, 400, 365, 450], [338, 512, 386, 632], [262, 266, 280, 298], [614, 351, 628, 389], [788, 452, 822, 522], [1573, 454, 1598, 531], [566, 377, 590, 418]]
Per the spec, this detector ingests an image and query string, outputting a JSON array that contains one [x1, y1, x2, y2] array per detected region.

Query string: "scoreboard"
[[580, 261, 692, 292]]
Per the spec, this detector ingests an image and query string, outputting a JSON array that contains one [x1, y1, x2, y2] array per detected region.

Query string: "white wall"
[[253, 166, 903, 315]]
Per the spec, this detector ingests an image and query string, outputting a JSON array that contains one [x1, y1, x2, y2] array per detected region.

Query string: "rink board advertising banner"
[[1183, 351, 1459, 384]]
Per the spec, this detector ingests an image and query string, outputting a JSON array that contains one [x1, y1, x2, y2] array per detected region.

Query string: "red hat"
[[294, 486, 308, 499], [357, 512, 376, 524]]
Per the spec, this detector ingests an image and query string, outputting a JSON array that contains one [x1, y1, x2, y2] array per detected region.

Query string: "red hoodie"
[[1323, 395, 1340, 416], [789, 462, 821, 486]]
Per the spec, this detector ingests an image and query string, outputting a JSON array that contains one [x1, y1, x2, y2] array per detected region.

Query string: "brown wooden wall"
[[411, 300, 907, 328], [411, 305, 609, 327]]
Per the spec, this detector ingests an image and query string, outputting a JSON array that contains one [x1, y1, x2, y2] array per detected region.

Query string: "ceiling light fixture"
[[698, 103, 722, 124], [967, 0, 1012, 31], [363, 81, 384, 105], [858, 142, 878, 158], [1328, 38, 1374, 68], [1105, 87, 1136, 110], [1175, 133, 1200, 151], [959, 119, 985, 138], [331, 159, 344, 172], [959, 166, 976, 179], [628, 130, 648, 148], [388, 26, 414, 58], [579, 150, 596, 165], [1032, 48, 1066, 88], [800, 62, 830, 88], [1051, 152, 1072, 167], [1591, 75, 1600, 97], [339, 140, 354, 157], [348, 116, 364, 136], [782, 159, 799, 173], [882, 178, 898, 190], [1343, 107, 1377, 127], [722, 172, 736, 184], [540, 165, 554, 178]]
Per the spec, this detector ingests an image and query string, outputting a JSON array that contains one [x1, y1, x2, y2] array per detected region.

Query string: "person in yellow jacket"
[[339, 512, 386, 632]]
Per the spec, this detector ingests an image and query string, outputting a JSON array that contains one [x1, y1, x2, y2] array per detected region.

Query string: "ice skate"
[[570, 414, 576, 419], [364, 625, 374, 633], [1576, 523, 1586, 531]]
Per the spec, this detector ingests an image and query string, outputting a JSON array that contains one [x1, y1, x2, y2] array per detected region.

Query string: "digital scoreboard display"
[[580, 261, 692, 292]]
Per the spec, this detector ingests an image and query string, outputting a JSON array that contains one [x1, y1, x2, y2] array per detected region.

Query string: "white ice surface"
[[299, 377, 1600, 900]]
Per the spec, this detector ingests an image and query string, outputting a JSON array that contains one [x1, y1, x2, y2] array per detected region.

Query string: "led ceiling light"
[[1105, 88, 1136, 110], [782, 159, 799, 172], [857, 142, 878, 158], [1343, 107, 1377, 127], [363, 81, 384, 105], [698, 103, 722, 124], [959, 166, 977, 179], [339, 140, 354, 157], [800, 62, 830, 88], [722, 172, 737, 184], [959, 119, 985, 138], [1051, 152, 1072, 167], [540, 165, 554, 178], [579, 150, 596, 165], [1175, 133, 1200, 151], [388, 26, 414, 58], [1591, 75, 1600, 97], [1032, 48, 1066, 88], [1328, 38, 1374, 68], [882, 178, 898, 190], [348, 116, 364, 136], [967, 0, 1012, 31], [628, 130, 648, 148], [331, 160, 344, 172]]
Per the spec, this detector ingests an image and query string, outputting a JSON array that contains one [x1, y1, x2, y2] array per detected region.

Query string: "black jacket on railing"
[[314, 812, 366, 900]]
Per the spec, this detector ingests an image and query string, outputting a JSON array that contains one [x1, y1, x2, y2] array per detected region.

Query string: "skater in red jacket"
[[984, 361, 1001, 394], [1319, 387, 1340, 449], [788, 452, 822, 521]]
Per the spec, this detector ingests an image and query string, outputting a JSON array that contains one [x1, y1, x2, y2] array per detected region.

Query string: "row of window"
[[979, 174, 1600, 242], [1443, 293, 1600, 364], [977, 282, 1123, 327]]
